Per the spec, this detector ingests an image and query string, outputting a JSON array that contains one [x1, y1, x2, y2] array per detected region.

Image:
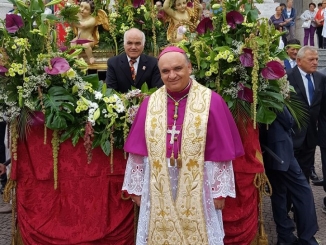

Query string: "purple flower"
[[187, 2, 193, 7], [133, 0, 145, 8], [70, 39, 93, 44], [196, 18, 213, 35], [237, 84, 253, 103], [261, 61, 285, 80], [44, 57, 70, 75], [240, 48, 254, 67], [226, 11, 244, 29], [59, 45, 68, 52], [5, 14, 24, 33], [0, 65, 8, 76], [137, 19, 145, 25]]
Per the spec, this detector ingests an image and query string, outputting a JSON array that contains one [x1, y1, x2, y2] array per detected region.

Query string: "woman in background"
[[300, 2, 317, 46], [270, 6, 289, 46]]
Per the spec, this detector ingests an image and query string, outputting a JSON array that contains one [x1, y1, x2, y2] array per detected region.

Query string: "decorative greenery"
[[178, 0, 307, 127], [63, 0, 169, 56], [0, 0, 155, 165]]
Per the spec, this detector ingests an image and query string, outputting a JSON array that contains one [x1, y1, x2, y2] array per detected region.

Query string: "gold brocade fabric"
[[145, 80, 212, 245]]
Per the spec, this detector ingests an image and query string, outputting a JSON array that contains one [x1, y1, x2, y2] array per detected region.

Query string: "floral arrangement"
[[0, 0, 154, 188], [62, 0, 168, 56], [178, 0, 306, 127]]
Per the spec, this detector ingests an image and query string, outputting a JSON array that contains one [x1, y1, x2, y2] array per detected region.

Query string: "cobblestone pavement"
[[1, 150, 325, 245]]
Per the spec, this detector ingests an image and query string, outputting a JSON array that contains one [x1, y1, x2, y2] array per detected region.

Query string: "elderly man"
[[287, 46, 325, 183], [105, 28, 163, 93], [122, 46, 244, 244]]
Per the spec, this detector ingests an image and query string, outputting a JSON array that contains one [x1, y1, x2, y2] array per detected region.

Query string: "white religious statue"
[[71, 0, 109, 64], [162, 0, 202, 43]]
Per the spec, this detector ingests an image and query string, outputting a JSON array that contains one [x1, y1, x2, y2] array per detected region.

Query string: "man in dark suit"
[[287, 46, 325, 182], [260, 107, 319, 245], [105, 28, 163, 93]]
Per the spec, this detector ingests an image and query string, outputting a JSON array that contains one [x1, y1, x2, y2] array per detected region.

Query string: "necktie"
[[129, 59, 136, 81], [306, 74, 314, 104]]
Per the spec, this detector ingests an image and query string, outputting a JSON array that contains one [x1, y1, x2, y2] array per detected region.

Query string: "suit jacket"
[[317, 68, 326, 147], [260, 107, 295, 171], [105, 53, 163, 93], [287, 66, 325, 149]]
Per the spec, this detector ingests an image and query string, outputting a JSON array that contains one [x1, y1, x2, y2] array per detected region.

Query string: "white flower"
[[94, 91, 103, 100]]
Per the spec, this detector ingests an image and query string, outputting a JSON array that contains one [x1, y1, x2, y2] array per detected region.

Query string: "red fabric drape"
[[223, 121, 264, 245], [11, 123, 134, 245], [54, 2, 69, 46]]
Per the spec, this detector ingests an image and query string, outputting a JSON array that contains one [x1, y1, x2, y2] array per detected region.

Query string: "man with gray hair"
[[105, 28, 163, 93], [287, 46, 325, 183]]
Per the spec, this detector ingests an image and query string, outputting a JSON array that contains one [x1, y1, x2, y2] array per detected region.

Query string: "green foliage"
[[178, 0, 305, 126]]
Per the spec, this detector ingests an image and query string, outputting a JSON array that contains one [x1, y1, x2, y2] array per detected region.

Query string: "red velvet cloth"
[[10, 124, 134, 245], [223, 121, 264, 244], [54, 3, 68, 46]]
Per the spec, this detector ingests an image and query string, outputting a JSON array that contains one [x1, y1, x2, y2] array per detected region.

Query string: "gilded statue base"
[[80, 49, 116, 70]]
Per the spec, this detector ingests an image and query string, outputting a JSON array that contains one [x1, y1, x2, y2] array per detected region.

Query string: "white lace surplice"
[[122, 153, 236, 245]]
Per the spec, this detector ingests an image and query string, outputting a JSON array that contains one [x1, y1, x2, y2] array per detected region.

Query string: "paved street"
[[1, 150, 325, 244]]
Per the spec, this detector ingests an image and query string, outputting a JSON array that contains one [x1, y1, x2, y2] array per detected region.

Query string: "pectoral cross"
[[167, 124, 180, 144]]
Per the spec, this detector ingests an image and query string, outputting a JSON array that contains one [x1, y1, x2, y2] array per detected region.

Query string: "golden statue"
[[71, 0, 109, 64], [162, 0, 202, 43]]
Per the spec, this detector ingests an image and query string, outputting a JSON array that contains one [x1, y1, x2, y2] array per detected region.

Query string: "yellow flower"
[[205, 71, 212, 76], [17, 69, 24, 75], [66, 68, 76, 79], [11, 44, 17, 49], [23, 77, 30, 82]]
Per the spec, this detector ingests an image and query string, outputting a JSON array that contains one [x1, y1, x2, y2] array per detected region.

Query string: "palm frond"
[[284, 98, 309, 130], [17, 107, 34, 140]]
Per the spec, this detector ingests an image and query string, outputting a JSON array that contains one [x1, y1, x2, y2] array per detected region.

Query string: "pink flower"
[[70, 39, 93, 44], [240, 48, 254, 67], [133, 0, 145, 8], [44, 57, 70, 75], [237, 84, 253, 103], [226, 11, 244, 29], [5, 14, 24, 33], [196, 18, 213, 35], [261, 61, 285, 80], [0, 65, 8, 76]]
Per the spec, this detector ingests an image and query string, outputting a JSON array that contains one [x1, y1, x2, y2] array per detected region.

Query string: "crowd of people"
[[1, 0, 326, 244], [269, 0, 326, 49]]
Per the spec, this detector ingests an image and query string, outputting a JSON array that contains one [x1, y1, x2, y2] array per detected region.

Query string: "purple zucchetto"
[[157, 46, 186, 60]]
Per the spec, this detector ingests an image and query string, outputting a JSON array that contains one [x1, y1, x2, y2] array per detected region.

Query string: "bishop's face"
[[158, 52, 192, 92]]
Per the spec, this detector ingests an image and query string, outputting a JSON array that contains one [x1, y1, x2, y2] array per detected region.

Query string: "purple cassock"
[[124, 82, 244, 162]]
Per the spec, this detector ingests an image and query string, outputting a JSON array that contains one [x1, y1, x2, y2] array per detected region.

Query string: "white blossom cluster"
[[223, 81, 244, 98], [88, 102, 99, 126], [231, 40, 244, 56], [124, 89, 142, 100], [126, 105, 140, 124], [278, 75, 291, 99]]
